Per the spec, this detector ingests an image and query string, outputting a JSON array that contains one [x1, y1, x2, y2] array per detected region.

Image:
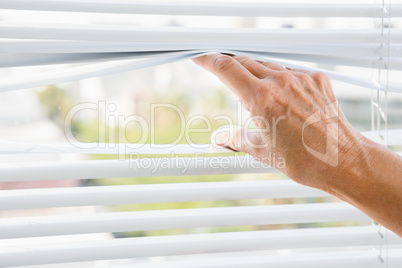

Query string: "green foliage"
[[36, 85, 363, 238], [36, 85, 75, 129]]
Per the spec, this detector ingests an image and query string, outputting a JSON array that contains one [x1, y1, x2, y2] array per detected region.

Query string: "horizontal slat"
[[0, 180, 330, 210], [0, 50, 205, 92], [234, 50, 402, 94], [45, 250, 402, 268], [1, 227, 401, 267], [3, 51, 402, 71], [126, 250, 402, 268], [0, 203, 370, 239], [1, 1, 400, 18], [1, 47, 401, 93], [0, 51, 174, 68], [2, 49, 401, 93], [0, 141, 233, 154], [1, 24, 399, 44], [261, 53, 402, 70], [2, 41, 401, 59], [2, 134, 401, 155], [0, 156, 276, 182]]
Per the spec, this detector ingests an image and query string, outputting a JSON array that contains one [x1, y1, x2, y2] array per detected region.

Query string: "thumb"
[[211, 125, 263, 154]]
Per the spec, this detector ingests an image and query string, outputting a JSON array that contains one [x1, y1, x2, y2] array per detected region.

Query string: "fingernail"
[[215, 132, 229, 145], [221, 145, 240, 152], [221, 53, 235, 57], [214, 132, 239, 152]]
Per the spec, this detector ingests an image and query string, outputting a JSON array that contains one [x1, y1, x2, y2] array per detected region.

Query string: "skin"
[[193, 53, 402, 236]]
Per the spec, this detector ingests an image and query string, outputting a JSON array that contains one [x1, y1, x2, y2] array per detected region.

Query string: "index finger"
[[193, 53, 260, 102]]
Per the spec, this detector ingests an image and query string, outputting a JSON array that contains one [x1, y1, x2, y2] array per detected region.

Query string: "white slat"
[[0, 203, 370, 239], [0, 129, 401, 155], [2, 41, 400, 59], [1, 226, 401, 267], [67, 249, 402, 268], [0, 141, 232, 154], [4, 51, 402, 70], [1, 24, 399, 44], [0, 51, 382, 93], [0, 156, 277, 182], [231, 50, 402, 94], [2, 49, 401, 93], [260, 53, 402, 70], [0, 51, 173, 68], [1, 1, 401, 18], [0, 50, 205, 92], [0, 180, 330, 210]]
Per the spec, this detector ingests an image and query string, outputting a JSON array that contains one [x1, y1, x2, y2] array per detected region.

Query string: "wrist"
[[326, 134, 402, 235], [324, 130, 371, 198], [328, 133, 392, 204]]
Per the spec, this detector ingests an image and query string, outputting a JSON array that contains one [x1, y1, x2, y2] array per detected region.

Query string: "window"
[[1, 1, 402, 267]]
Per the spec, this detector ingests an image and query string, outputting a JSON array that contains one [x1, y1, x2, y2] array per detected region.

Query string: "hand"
[[194, 53, 402, 236], [193, 53, 365, 192]]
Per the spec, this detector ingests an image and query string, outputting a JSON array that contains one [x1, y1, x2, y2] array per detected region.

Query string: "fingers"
[[211, 125, 263, 155], [259, 61, 287, 72], [193, 54, 260, 102], [193, 53, 328, 105], [232, 56, 272, 79], [286, 67, 312, 75]]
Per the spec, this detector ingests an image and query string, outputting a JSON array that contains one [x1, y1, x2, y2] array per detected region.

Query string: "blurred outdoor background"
[[1, 0, 402, 262]]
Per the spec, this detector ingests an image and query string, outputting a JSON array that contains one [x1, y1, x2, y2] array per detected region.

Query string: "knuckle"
[[239, 59, 253, 69], [296, 73, 312, 82], [274, 72, 300, 89], [276, 72, 296, 83], [311, 71, 328, 83], [212, 55, 234, 73], [233, 56, 248, 64], [236, 56, 263, 72], [264, 62, 282, 70]]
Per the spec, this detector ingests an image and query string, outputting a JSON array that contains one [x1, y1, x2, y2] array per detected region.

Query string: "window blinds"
[[2, 1, 402, 93], [1, 1, 402, 267]]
